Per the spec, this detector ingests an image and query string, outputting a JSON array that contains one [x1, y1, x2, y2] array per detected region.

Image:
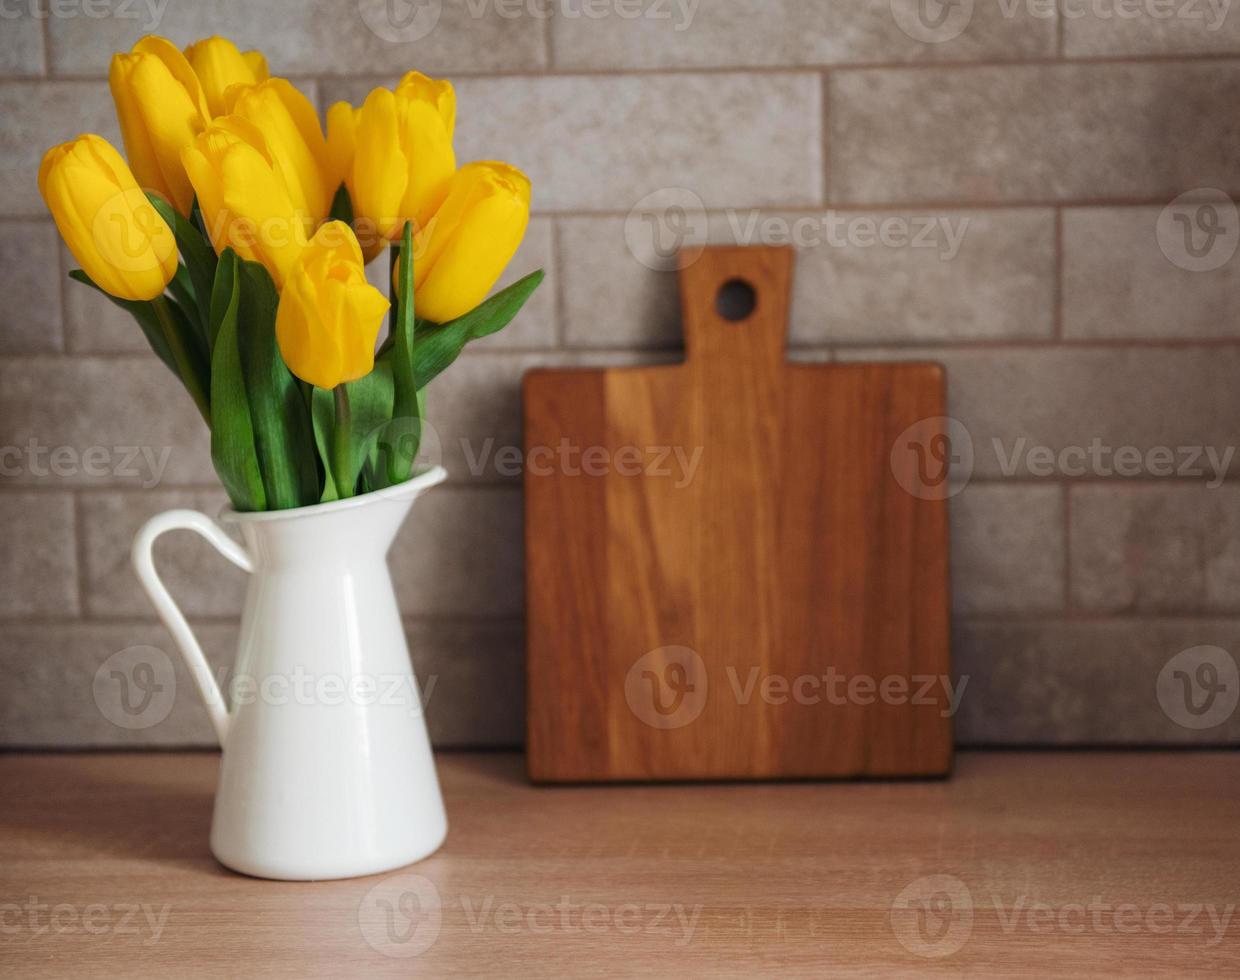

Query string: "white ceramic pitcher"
[[132, 466, 449, 881]]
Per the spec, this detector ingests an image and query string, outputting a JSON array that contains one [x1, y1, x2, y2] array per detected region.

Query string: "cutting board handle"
[[678, 245, 793, 370]]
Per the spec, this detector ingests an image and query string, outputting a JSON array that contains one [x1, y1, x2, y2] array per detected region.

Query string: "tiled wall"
[[3, 0, 1240, 748]]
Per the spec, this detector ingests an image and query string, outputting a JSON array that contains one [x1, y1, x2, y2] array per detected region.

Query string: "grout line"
[[1, 476, 1234, 500], [549, 218, 567, 348], [38, 7, 51, 78], [1053, 207, 1064, 341], [542, 0, 556, 70], [4, 611, 1239, 629], [27, 50, 1240, 84], [70, 491, 86, 619], [13, 335, 1240, 365], [2, 200, 1231, 224], [820, 70, 831, 206], [1062, 482, 1073, 613], [959, 611, 1240, 624], [0, 613, 528, 629]]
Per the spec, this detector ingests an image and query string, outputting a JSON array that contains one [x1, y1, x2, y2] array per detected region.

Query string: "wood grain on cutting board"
[[525, 246, 952, 781]]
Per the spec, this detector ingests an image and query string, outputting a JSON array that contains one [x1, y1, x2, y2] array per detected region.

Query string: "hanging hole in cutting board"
[[715, 278, 756, 322]]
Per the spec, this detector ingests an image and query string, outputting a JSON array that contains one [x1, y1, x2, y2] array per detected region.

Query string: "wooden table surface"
[[1, 751, 1237, 977]]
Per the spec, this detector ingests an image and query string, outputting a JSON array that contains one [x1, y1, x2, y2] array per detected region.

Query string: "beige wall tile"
[[0, 621, 236, 747], [0, 7, 44, 76], [0, 81, 117, 216], [0, 619, 521, 747], [62, 240, 147, 352], [408, 619, 523, 747], [0, 221, 62, 352], [391, 486, 524, 616], [550, 0, 1055, 70], [952, 483, 1064, 614], [425, 351, 557, 484], [560, 208, 1054, 348], [1064, 2, 1240, 56], [0, 356, 214, 486], [831, 62, 1240, 204], [0, 491, 77, 617], [1070, 484, 1240, 614], [79, 489, 240, 619], [484, 217, 557, 350], [78, 487, 531, 622], [46, 0, 545, 77], [1063, 205, 1240, 339], [324, 73, 824, 212], [837, 346, 1240, 481], [954, 619, 1240, 744]]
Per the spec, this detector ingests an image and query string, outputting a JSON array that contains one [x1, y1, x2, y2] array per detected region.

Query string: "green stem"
[[152, 295, 210, 424], [332, 384, 353, 499]]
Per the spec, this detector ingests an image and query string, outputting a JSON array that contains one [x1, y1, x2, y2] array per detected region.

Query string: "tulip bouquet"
[[39, 35, 541, 511]]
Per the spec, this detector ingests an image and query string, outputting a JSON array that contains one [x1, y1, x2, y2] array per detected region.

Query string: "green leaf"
[[328, 183, 354, 225], [311, 358, 396, 502], [363, 387, 428, 493], [161, 294, 212, 410], [412, 270, 544, 389], [207, 245, 238, 353], [387, 221, 420, 486], [168, 264, 198, 317], [208, 252, 266, 512], [67, 269, 177, 377], [235, 259, 320, 510], [147, 191, 216, 344]]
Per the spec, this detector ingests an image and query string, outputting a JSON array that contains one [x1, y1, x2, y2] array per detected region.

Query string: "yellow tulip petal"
[[276, 222, 388, 388], [185, 35, 268, 117], [39, 134, 176, 302], [353, 87, 408, 243]]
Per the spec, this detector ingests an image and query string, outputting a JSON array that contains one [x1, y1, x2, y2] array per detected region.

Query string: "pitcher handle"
[[132, 509, 253, 745]]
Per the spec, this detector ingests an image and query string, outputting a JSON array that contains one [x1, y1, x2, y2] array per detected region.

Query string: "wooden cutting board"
[[524, 246, 952, 782]]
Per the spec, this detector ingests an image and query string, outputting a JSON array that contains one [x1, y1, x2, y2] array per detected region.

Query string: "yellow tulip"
[[184, 35, 269, 117], [181, 119, 309, 287], [276, 221, 390, 390], [327, 71, 456, 260], [225, 78, 334, 229], [109, 35, 211, 216], [39, 134, 177, 302], [395, 162, 530, 323]]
